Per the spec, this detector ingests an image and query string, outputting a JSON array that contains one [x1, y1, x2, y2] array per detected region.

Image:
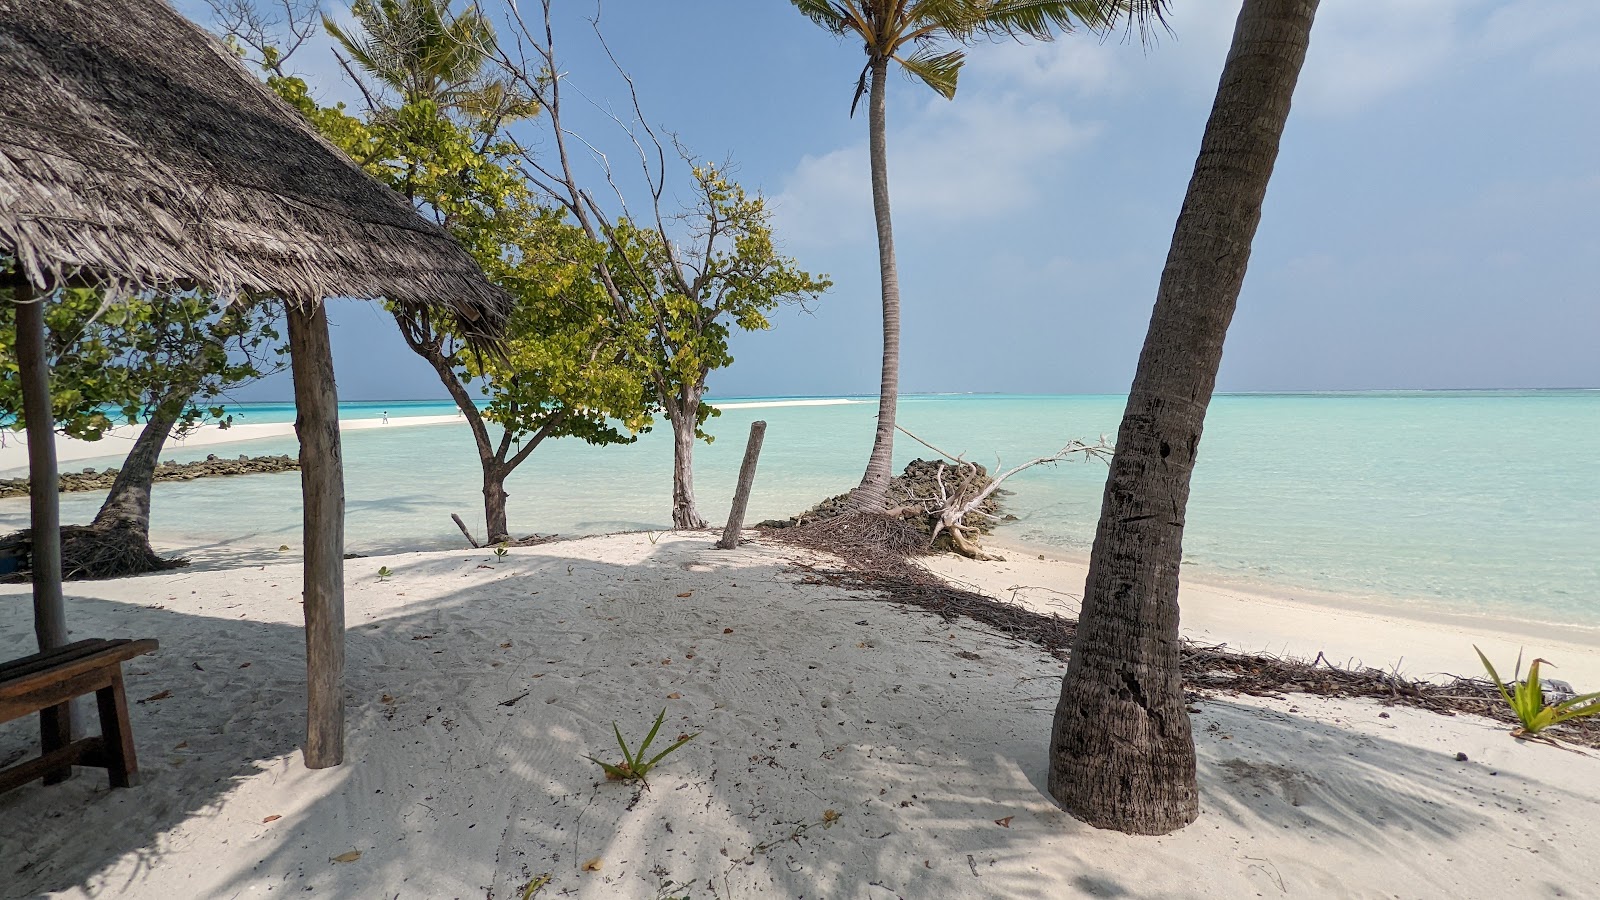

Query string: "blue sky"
[[191, 0, 1600, 400]]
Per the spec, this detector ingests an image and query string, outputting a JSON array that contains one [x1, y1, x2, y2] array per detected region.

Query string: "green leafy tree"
[[271, 75, 652, 544], [788, 0, 1145, 511], [605, 167, 830, 528], [487, 6, 829, 530], [1, 279, 283, 570]]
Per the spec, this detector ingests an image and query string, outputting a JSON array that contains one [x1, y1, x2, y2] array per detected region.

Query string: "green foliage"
[[492, 544, 509, 559], [376, 565, 394, 581], [323, 0, 535, 125], [518, 873, 552, 900], [1475, 646, 1600, 737], [270, 76, 655, 463], [585, 709, 698, 785], [0, 274, 282, 441], [606, 165, 829, 435]]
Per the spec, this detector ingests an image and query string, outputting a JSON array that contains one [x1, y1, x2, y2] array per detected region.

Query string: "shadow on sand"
[[0, 537, 1578, 899]]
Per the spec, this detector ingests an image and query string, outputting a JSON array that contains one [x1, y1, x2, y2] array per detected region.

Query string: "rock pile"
[[0, 453, 299, 498]]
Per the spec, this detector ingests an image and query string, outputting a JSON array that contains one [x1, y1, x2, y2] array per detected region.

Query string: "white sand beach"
[[0, 400, 870, 476], [0, 415, 461, 475], [3, 532, 1597, 899]]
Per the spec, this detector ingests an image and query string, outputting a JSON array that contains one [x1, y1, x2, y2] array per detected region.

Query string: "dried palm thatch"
[[0, 0, 509, 339]]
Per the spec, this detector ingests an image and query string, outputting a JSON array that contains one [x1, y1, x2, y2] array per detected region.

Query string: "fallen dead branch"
[[894, 426, 1111, 560]]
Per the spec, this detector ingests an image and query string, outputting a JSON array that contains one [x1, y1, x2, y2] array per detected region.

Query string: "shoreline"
[[0, 414, 460, 476], [939, 535, 1600, 690], [0, 398, 872, 476], [988, 531, 1600, 638]]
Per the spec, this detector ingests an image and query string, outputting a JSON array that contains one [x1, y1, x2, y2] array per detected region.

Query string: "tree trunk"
[[850, 54, 901, 513], [91, 388, 186, 533], [1048, 0, 1319, 836], [288, 302, 345, 770], [14, 274, 74, 778], [671, 395, 707, 529], [483, 465, 511, 545], [392, 314, 519, 546]]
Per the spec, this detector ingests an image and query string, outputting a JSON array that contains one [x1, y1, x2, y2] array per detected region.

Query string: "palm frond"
[[894, 47, 964, 99], [790, 0, 856, 35], [974, 0, 1109, 40]]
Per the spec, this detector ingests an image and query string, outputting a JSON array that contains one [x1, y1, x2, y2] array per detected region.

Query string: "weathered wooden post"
[[288, 302, 345, 769], [12, 274, 73, 780], [717, 421, 767, 550]]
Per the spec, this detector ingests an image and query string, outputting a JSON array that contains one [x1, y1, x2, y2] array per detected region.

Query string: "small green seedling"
[[586, 709, 698, 785], [518, 872, 551, 900], [1475, 645, 1600, 738], [376, 566, 393, 582], [493, 544, 510, 560]]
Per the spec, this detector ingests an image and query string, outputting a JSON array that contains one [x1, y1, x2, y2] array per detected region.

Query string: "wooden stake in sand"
[[716, 421, 767, 550]]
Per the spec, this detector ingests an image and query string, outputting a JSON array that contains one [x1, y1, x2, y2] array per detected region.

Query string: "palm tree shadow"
[[1187, 700, 1495, 849]]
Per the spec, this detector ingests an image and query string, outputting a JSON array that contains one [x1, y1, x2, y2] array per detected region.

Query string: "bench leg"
[[95, 673, 139, 788], [40, 702, 74, 785]]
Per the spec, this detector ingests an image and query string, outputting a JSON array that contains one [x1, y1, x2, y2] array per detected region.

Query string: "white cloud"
[[773, 94, 1100, 247], [1295, 0, 1470, 113], [963, 35, 1123, 96], [955, 0, 1599, 119]]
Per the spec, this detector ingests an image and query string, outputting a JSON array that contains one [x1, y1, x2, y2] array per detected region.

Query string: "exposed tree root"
[[1, 522, 189, 582]]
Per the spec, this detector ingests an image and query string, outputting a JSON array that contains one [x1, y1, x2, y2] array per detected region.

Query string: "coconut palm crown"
[[793, 1, 1156, 111], [789, 0, 1166, 510], [324, 0, 528, 122]]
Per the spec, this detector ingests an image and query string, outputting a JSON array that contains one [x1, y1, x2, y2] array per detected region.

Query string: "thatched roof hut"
[[1, 0, 509, 773], [0, 0, 507, 335]]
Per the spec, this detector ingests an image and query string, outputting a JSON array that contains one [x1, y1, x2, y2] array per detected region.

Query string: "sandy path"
[[1, 533, 1596, 899]]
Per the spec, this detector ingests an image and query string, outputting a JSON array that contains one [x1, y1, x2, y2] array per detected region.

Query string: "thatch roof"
[[0, 0, 509, 338]]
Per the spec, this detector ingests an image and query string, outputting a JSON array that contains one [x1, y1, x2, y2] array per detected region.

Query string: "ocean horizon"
[[3, 390, 1595, 629]]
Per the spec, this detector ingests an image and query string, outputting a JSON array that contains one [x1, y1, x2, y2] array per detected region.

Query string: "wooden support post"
[[13, 278, 66, 651], [13, 275, 74, 781], [716, 421, 767, 550], [287, 302, 345, 769]]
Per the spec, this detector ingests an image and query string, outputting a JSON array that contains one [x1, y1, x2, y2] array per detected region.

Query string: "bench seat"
[[1, 637, 159, 793]]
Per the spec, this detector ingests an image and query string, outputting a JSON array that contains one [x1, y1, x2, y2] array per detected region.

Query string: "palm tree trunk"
[[91, 388, 187, 533], [1048, 0, 1319, 836], [670, 394, 708, 529], [851, 54, 901, 512]]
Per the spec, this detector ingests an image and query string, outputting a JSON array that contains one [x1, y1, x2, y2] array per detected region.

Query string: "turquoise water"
[[3, 391, 1595, 626]]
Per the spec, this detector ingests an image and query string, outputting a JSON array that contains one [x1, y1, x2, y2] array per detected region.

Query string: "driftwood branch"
[[451, 513, 482, 549], [895, 425, 1113, 560]]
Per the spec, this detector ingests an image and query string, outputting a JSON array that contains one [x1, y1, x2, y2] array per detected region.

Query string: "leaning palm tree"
[[1048, 0, 1321, 835], [788, 1, 1156, 511]]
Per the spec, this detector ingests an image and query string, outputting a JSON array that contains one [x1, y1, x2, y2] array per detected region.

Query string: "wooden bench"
[[0, 638, 159, 793]]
